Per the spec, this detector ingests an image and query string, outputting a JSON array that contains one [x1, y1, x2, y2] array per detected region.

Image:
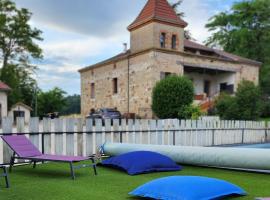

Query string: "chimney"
[[123, 43, 127, 53]]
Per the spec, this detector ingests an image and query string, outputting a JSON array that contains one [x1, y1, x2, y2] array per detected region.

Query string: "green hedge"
[[152, 75, 194, 119]]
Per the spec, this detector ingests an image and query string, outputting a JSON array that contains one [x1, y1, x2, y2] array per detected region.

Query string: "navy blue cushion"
[[102, 151, 181, 175], [130, 176, 247, 200]]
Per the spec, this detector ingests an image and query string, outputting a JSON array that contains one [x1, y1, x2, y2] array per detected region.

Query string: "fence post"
[[241, 128, 245, 144], [211, 129, 215, 146]]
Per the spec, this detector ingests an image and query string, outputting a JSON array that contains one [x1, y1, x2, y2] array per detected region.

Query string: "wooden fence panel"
[[113, 119, 120, 143], [65, 118, 75, 156], [85, 119, 94, 155], [54, 118, 63, 155], [77, 118, 84, 156], [149, 120, 156, 145], [95, 119, 103, 154], [29, 117, 39, 152], [104, 119, 111, 143], [141, 120, 149, 144], [121, 119, 127, 143], [42, 118, 51, 154], [2, 117, 13, 163]]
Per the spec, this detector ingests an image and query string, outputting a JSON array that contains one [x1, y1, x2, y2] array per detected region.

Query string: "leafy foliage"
[[205, 0, 270, 96], [178, 104, 204, 120], [61, 95, 81, 115], [235, 80, 262, 119], [215, 93, 239, 120], [170, 0, 193, 40], [0, 64, 37, 109], [152, 75, 194, 119], [37, 87, 67, 116], [215, 80, 262, 120], [0, 0, 43, 109]]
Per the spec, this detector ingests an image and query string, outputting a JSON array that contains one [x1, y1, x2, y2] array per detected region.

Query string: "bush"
[[178, 104, 204, 120], [260, 96, 270, 118], [235, 80, 262, 120], [215, 93, 239, 120], [214, 80, 262, 120], [152, 75, 194, 119]]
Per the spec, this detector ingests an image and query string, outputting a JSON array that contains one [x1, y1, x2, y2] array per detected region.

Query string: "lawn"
[[1, 162, 270, 200]]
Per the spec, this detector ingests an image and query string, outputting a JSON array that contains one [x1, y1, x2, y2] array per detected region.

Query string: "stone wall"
[[130, 22, 184, 53], [80, 58, 129, 117]]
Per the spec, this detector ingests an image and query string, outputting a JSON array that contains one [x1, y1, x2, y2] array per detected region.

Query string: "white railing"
[[0, 117, 269, 164]]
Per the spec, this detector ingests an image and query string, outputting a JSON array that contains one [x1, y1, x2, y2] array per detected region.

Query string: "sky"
[[12, 0, 236, 95]]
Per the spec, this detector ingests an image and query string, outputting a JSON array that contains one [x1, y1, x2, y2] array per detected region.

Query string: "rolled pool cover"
[[102, 143, 270, 170]]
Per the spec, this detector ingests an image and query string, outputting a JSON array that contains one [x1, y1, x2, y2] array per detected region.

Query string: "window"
[[220, 83, 234, 94], [172, 34, 177, 49], [113, 78, 118, 94], [13, 111, 25, 122], [90, 83, 95, 99], [160, 32, 166, 48]]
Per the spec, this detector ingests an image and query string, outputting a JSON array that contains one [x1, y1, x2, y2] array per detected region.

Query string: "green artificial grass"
[[1, 162, 270, 200]]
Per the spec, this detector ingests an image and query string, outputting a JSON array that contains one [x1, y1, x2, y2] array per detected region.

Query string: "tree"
[[0, 64, 38, 109], [205, 0, 270, 95], [152, 75, 194, 119], [37, 88, 67, 117], [61, 95, 81, 115], [171, 0, 185, 18], [170, 0, 193, 40], [0, 0, 43, 71], [0, 0, 43, 109]]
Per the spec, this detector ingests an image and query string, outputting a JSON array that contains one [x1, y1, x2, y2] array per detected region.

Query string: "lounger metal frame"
[[0, 165, 9, 188], [8, 152, 97, 180]]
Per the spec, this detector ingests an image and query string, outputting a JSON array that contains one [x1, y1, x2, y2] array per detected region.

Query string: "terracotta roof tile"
[[184, 39, 261, 66], [0, 81, 11, 91], [128, 0, 188, 31]]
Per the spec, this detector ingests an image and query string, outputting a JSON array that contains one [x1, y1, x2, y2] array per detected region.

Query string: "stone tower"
[[128, 0, 188, 54]]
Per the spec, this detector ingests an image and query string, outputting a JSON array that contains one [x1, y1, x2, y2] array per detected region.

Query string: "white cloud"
[[10, 0, 234, 94]]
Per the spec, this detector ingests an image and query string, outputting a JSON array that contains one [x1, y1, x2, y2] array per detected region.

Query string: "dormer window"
[[172, 34, 177, 49], [160, 32, 166, 48]]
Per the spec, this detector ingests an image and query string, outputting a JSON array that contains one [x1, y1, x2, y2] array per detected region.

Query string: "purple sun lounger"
[[1, 135, 97, 180]]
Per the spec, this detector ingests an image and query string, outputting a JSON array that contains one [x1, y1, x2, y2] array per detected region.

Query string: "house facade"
[[0, 81, 10, 122], [8, 102, 32, 124], [79, 0, 261, 118]]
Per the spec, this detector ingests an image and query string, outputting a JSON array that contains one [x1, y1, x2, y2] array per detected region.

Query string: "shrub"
[[215, 93, 239, 120], [261, 96, 270, 118], [214, 80, 262, 120], [152, 75, 194, 119], [235, 80, 262, 120], [178, 104, 204, 120]]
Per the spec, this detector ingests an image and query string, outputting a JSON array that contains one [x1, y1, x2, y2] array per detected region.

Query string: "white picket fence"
[[0, 117, 269, 164]]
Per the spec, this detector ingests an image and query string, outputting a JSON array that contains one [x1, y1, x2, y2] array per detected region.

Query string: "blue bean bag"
[[101, 151, 181, 175], [130, 176, 247, 200]]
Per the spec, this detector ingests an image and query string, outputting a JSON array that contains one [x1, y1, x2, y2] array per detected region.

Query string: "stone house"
[[0, 81, 10, 124], [79, 0, 261, 118]]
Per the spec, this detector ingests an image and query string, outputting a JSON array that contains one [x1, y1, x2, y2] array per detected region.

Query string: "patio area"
[[1, 162, 270, 200]]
